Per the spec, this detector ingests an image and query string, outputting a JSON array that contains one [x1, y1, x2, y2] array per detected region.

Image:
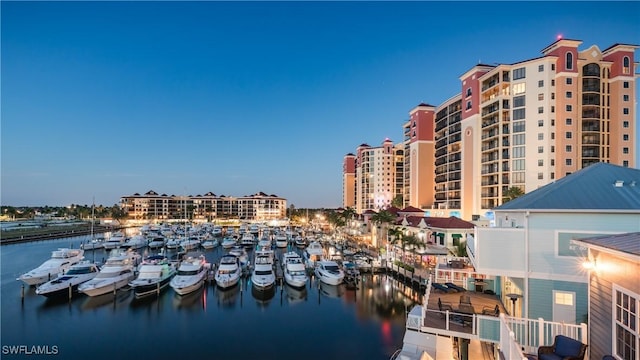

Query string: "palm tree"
[[391, 234, 424, 266], [391, 195, 403, 208], [370, 209, 396, 247], [503, 186, 525, 203]]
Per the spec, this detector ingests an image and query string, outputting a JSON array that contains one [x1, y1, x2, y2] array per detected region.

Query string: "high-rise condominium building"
[[344, 39, 637, 220], [342, 153, 356, 209], [352, 139, 402, 214]]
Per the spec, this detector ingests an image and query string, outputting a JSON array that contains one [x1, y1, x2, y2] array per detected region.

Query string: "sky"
[[2, 1, 639, 209]]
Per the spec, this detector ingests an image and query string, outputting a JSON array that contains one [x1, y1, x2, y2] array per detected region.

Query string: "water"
[[1, 234, 421, 360]]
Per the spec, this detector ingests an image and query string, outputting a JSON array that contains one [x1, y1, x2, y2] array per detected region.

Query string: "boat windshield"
[[255, 270, 272, 276], [177, 269, 200, 276], [66, 267, 96, 275], [290, 270, 306, 276], [217, 269, 236, 275], [325, 265, 340, 272]]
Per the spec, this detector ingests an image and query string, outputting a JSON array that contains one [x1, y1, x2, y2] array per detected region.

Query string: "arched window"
[[566, 52, 573, 70], [623, 56, 630, 74]]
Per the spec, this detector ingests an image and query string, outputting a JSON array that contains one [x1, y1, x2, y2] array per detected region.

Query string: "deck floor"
[[423, 289, 507, 333]]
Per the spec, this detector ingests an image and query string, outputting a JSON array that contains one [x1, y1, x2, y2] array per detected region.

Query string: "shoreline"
[[0, 225, 124, 245]]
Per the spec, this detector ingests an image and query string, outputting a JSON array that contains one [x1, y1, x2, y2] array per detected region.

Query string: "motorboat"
[[257, 235, 272, 249], [147, 236, 167, 249], [314, 260, 345, 285], [18, 248, 85, 286], [221, 236, 237, 249], [81, 236, 104, 250], [228, 246, 249, 270], [274, 233, 288, 248], [294, 236, 307, 248], [239, 233, 255, 248], [170, 252, 209, 295], [211, 226, 223, 237], [225, 227, 235, 237], [35, 261, 99, 298], [303, 241, 324, 268], [103, 232, 126, 250], [129, 255, 176, 298], [78, 249, 140, 297], [282, 252, 308, 289], [251, 249, 275, 291], [214, 254, 242, 289], [165, 237, 182, 250], [122, 234, 147, 250], [180, 237, 201, 251], [249, 224, 260, 236], [201, 238, 219, 249], [353, 254, 372, 272]]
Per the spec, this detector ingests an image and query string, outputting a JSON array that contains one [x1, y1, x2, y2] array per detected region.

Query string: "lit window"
[[614, 287, 639, 360], [555, 292, 574, 306]]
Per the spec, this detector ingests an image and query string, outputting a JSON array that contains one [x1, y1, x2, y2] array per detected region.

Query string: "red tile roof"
[[403, 216, 474, 229]]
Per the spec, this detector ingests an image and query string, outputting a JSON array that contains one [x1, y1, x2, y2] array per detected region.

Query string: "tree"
[[390, 234, 424, 266], [391, 195, 403, 208], [370, 209, 396, 247], [503, 186, 525, 203]]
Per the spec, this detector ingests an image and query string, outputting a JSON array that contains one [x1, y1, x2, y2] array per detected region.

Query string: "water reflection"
[[283, 283, 307, 305], [172, 286, 205, 310], [214, 283, 241, 309], [318, 281, 344, 299], [82, 290, 132, 311], [251, 285, 276, 308]]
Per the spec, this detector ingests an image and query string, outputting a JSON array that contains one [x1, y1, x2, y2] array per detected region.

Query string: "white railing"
[[505, 316, 588, 355], [500, 314, 528, 360]]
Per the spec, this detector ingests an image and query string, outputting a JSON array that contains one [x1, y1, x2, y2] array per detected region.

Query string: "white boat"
[[165, 237, 182, 250], [225, 227, 235, 237], [221, 236, 237, 249], [282, 252, 308, 289], [314, 260, 345, 285], [239, 233, 255, 248], [128, 255, 176, 298], [249, 224, 260, 235], [201, 239, 219, 249], [275, 234, 288, 248], [169, 252, 209, 296], [18, 248, 85, 286], [122, 234, 147, 250], [251, 249, 275, 291], [103, 232, 126, 250], [214, 254, 242, 289], [35, 261, 99, 298], [212, 226, 223, 237], [303, 241, 324, 268], [228, 246, 249, 270], [147, 236, 167, 249], [353, 254, 372, 272], [180, 237, 201, 251], [295, 236, 307, 248], [258, 235, 272, 249], [78, 249, 139, 297], [81, 236, 104, 250]]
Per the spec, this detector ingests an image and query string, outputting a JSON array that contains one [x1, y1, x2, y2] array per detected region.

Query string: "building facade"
[[342, 153, 356, 209], [403, 103, 436, 210], [120, 190, 287, 221], [352, 139, 399, 213]]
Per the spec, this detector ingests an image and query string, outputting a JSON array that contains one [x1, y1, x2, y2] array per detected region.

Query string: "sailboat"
[[81, 200, 103, 251]]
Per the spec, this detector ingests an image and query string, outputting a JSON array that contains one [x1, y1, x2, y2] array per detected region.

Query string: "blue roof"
[[496, 163, 640, 211], [574, 232, 640, 257]]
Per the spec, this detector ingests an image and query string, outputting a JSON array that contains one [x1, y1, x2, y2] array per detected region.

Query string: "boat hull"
[[79, 276, 133, 297], [131, 275, 174, 298], [171, 279, 204, 296]]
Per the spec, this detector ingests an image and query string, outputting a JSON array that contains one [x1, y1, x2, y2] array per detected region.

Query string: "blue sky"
[[2, 1, 639, 208]]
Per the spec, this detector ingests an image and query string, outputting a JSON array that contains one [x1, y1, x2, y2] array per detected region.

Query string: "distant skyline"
[[2, 1, 639, 208]]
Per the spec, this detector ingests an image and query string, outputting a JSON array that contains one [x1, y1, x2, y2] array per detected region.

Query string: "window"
[[538, 159, 544, 166], [466, 88, 472, 97], [623, 56, 631, 74], [623, 134, 629, 141], [466, 101, 472, 110], [551, 172, 555, 179], [513, 82, 526, 95], [566, 78, 573, 85], [551, 119, 555, 126], [538, 146, 543, 153], [514, 95, 526, 107], [551, 159, 555, 166], [566, 159, 572, 166], [623, 161, 629, 167], [551, 79, 555, 86], [513, 159, 525, 170], [551, 146, 555, 153], [623, 81, 630, 88], [538, 64, 544, 72], [566, 105, 572, 112], [513, 67, 526, 80], [566, 118, 572, 125], [566, 52, 573, 70], [623, 147, 629, 154], [566, 145, 572, 152], [614, 287, 639, 360], [538, 133, 544, 140], [538, 120, 544, 127], [513, 121, 526, 133], [551, 106, 555, 113], [538, 107, 544, 114], [551, 92, 555, 99], [623, 108, 629, 115], [624, 95, 629, 102], [538, 172, 544, 180], [513, 108, 526, 120], [624, 121, 629, 128], [538, 80, 544, 87], [538, 93, 544, 101], [513, 134, 525, 145], [551, 64, 555, 71], [566, 91, 572, 98], [551, 133, 555, 139]]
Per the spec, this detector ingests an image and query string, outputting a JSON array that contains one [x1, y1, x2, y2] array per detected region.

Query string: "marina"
[[1, 231, 421, 360]]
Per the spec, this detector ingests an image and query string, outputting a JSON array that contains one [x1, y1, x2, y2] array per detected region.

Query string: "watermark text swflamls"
[[2, 345, 59, 356]]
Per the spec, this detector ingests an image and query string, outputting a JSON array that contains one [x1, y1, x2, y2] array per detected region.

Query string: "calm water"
[[1, 233, 422, 360]]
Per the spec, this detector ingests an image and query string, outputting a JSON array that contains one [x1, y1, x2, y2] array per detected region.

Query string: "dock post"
[[157, 282, 160, 296], [68, 283, 72, 301], [21, 284, 25, 301], [113, 282, 117, 297]]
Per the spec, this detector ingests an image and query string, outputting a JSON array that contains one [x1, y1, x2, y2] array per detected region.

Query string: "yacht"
[[228, 246, 249, 270], [295, 236, 307, 248], [274, 233, 288, 248], [239, 232, 255, 248], [103, 232, 126, 250], [129, 255, 176, 298], [314, 260, 345, 285], [257, 235, 272, 249], [282, 252, 308, 289], [165, 237, 182, 250], [303, 241, 324, 268], [169, 252, 209, 295], [81, 236, 104, 250], [221, 236, 237, 249], [18, 248, 85, 286], [201, 238, 219, 250], [180, 237, 201, 251], [249, 224, 260, 236], [147, 236, 167, 249], [251, 248, 276, 291], [35, 261, 99, 298], [214, 254, 242, 289], [122, 234, 147, 250], [211, 226, 223, 237], [78, 249, 140, 297]]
